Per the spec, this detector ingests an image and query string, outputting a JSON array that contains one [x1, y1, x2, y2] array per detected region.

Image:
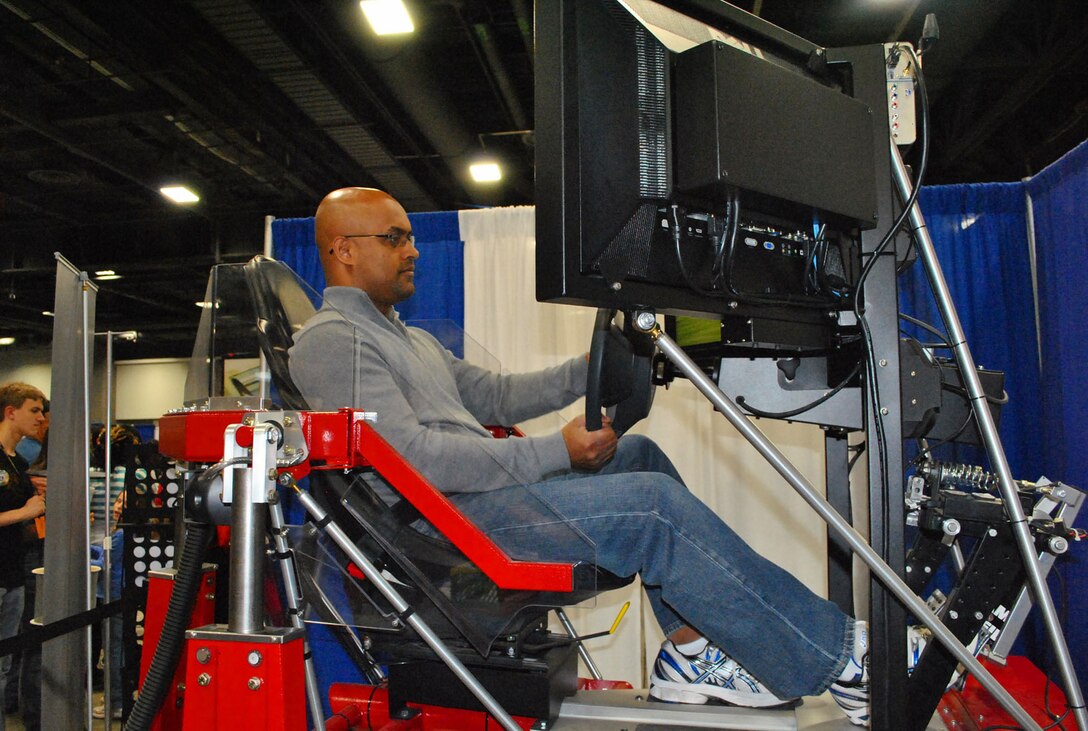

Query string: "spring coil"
[[917, 459, 1000, 491]]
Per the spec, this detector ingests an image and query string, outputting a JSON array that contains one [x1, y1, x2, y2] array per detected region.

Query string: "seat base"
[[388, 640, 578, 722]]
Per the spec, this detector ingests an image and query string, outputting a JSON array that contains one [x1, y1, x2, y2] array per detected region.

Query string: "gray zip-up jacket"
[[288, 286, 587, 494]]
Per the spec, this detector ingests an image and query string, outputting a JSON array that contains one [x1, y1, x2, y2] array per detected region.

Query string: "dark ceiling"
[[2, 0, 1086, 359]]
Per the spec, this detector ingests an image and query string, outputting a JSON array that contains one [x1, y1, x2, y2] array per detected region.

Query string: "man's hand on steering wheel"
[[562, 414, 617, 471]]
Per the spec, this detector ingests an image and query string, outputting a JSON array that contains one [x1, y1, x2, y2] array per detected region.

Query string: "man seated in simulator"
[[289, 187, 902, 727]]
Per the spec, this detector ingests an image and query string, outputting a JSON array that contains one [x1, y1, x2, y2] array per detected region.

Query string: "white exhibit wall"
[[0, 350, 188, 424]]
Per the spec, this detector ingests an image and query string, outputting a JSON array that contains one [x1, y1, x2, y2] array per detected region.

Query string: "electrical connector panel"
[[886, 42, 918, 145]]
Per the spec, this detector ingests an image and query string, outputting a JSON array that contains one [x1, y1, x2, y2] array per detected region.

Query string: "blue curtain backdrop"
[[1025, 138, 1088, 692], [900, 143, 1088, 694], [271, 211, 464, 325], [899, 183, 1041, 479]]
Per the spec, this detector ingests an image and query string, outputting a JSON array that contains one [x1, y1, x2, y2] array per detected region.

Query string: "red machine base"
[[938, 656, 1077, 731]]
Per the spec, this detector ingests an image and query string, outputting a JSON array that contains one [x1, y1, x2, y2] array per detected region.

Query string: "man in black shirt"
[[0, 383, 47, 731]]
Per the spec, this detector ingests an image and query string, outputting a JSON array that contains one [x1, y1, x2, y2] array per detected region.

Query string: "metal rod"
[[555, 608, 603, 681], [637, 317, 1042, 731], [228, 468, 266, 634], [890, 141, 1086, 729], [102, 332, 114, 724], [82, 278, 95, 731], [293, 487, 523, 731], [268, 499, 325, 728]]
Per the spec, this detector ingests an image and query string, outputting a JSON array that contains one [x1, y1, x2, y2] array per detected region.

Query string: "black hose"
[[124, 523, 213, 731]]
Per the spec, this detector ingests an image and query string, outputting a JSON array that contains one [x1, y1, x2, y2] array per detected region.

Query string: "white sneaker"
[[649, 640, 798, 708], [830, 622, 930, 727]]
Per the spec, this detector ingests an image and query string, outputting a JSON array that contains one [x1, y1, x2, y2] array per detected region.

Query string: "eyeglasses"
[[341, 230, 416, 249]]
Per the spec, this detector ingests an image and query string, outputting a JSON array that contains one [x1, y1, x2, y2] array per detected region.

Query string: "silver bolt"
[[988, 528, 998, 537], [1048, 536, 1069, 554], [278, 473, 292, 486], [247, 677, 262, 691], [266, 429, 278, 443], [910, 370, 917, 377], [196, 648, 211, 664], [610, 281, 621, 291], [283, 416, 294, 427], [507, 647, 516, 658], [911, 398, 917, 405], [177, 683, 186, 693], [924, 566, 932, 573], [247, 650, 263, 667], [267, 468, 277, 480], [879, 359, 888, 367], [205, 593, 215, 601], [243, 415, 255, 426], [634, 311, 657, 331], [267, 489, 279, 504], [880, 407, 889, 415], [974, 612, 984, 621], [949, 610, 959, 620], [728, 301, 738, 309], [197, 673, 211, 687]]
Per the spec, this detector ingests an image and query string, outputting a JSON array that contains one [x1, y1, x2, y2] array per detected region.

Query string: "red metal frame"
[[159, 409, 575, 592], [328, 683, 538, 731], [139, 567, 218, 731], [181, 630, 306, 731]]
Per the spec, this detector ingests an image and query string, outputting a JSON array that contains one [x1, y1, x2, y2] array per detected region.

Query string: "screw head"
[[949, 610, 959, 620], [196, 647, 211, 664], [247, 677, 262, 691], [880, 407, 890, 415], [247, 650, 263, 667], [879, 359, 888, 367], [197, 673, 211, 687]]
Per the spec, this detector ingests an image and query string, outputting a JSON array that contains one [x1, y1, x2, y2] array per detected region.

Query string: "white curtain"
[[459, 206, 835, 686]]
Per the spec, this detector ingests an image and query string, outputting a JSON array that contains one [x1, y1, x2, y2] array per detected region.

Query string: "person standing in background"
[[0, 383, 47, 731]]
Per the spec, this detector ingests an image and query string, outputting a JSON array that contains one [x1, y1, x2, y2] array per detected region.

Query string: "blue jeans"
[[449, 435, 852, 699], [0, 585, 25, 731]]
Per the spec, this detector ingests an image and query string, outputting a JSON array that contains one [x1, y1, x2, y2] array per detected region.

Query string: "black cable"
[[910, 410, 975, 464], [848, 442, 867, 473], [899, 312, 952, 348], [940, 382, 1010, 406], [672, 204, 726, 298], [736, 360, 862, 419]]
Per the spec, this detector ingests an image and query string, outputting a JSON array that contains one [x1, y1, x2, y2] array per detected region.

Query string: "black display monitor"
[[535, 0, 885, 353]]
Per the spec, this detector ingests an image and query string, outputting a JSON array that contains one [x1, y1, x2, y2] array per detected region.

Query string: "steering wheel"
[[585, 308, 657, 434]]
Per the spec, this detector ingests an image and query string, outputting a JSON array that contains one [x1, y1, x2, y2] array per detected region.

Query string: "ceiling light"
[[95, 269, 116, 276], [0, 337, 15, 346], [469, 162, 502, 183], [159, 185, 200, 204], [42, 311, 54, 317], [360, 0, 414, 35], [96, 273, 123, 281]]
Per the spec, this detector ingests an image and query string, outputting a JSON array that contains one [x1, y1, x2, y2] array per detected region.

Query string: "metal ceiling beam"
[[940, 16, 1088, 167]]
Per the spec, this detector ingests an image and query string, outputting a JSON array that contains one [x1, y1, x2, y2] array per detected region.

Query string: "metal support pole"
[[268, 498, 325, 727], [224, 423, 272, 634], [291, 486, 523, 731], [890, 141, 1086, 729], [633, 313, 1042, 731], [555, 608, 603, 681]]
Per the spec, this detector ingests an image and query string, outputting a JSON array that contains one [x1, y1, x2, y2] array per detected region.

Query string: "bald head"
[[315, 187, 419, 314]]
